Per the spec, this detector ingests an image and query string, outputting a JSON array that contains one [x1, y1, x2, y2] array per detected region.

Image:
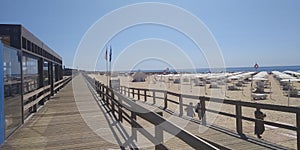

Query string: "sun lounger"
[[209, 82, 219, 88], [228, 85, 239, 90], [251, 93, 267, 100], [173, 79, 180, 84]]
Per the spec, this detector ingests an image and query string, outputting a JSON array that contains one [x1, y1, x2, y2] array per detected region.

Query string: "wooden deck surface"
[[0, 74, 291, 150], [0, 75, 119, 150]]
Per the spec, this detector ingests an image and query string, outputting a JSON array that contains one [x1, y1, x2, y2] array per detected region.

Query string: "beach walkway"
[[0, 74, 293, 149], [0, 75, 120, 150]]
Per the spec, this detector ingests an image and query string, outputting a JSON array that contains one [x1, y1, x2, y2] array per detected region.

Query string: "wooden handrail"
[[84, 75, 220, 149], [23, 76, 72, 112], [119, 84, 300, 149]]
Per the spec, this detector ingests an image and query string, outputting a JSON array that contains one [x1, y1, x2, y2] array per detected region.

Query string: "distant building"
[[0, 24, 63, 144]]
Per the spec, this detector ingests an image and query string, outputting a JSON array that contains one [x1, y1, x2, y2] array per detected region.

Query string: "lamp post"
[[288, 80, 290, 106]]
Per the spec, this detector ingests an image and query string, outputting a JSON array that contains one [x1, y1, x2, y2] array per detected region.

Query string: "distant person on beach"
[[185, 102, 195, 117], [195, 102, 202, 120], [254, 108, 266, 139]]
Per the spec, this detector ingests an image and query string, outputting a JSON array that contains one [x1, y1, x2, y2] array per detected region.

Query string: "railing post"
[[32, 96, 37, 113], [163, 91, 168, 110], [133, 89, 135, 98], [131, 111, 137, 141], [144, 90, 147, 102], [297, 112, 300, 150], [101, 83, 103, 95], [111, 90, 115, 115], [106, 86, 109, 105], [128, 87, 130, 97], [103, 85, 106, 103], [179, 95, 183, 117], [236, 102, 243, 135], [101, 84, 105, 100], [118, 101, 123, 123], [155, 112, 164, 150], [98, 82, 101, 94], [95, 81, 98, 92], [32, 104, 37, 113], [201, 97, 206, 126], [138, 89, 140, 100], [153, 91, 156, 104]]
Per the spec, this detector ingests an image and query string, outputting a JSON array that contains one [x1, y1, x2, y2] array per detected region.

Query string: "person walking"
[[254, 108, 266, 139], [185, 102, 195, 117], [195, 102, 202, 120]]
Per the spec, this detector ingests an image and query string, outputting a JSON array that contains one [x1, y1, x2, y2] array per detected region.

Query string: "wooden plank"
[[1, 75, 118, 150]]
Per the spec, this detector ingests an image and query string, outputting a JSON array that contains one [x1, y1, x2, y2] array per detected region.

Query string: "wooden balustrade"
[[117, 85, 300, 149], [23, 76, 72, 113], [85, 76, 220, 150]]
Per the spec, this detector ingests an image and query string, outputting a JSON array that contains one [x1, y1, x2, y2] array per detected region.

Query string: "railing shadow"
[[85, 77, 139, 149]]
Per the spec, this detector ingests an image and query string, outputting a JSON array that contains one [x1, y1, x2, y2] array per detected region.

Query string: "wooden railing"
[[118, 85, 300, 150], [84, 75, 220, 150], [23, 76, 72, 112]]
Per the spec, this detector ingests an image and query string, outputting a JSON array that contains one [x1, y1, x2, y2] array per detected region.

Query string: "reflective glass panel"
[[3, 45, 22, 138]]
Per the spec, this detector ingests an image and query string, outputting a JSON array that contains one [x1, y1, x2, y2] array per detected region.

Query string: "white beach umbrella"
[[250, 77, 268, 81], [280, 78, 300, 82], [228, 76, 240, 80]]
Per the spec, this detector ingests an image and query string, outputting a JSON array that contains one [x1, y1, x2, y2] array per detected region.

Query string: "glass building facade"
[[43, 61, 49, 86], [22, 54, 39, 94], [2, 45, 22, 138], [0, 24, 63, 143]]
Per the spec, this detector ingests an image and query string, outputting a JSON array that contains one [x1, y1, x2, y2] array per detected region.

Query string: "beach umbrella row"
[[283, 70, 300, 77], [254, 71, 268, 78], [272, 71, 295, 80], [280, 78, 300, 82], [228, 72, 255, 80]]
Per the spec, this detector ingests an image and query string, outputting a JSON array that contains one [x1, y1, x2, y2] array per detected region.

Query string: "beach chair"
[[289, 88, 299, 97], [194, 80, 204, 86], [228, 85, 239, 91], [173, 78, 180, 84], [209, 82, 219, 88], [251, 93, 267, 100], [236, 81, 243, 87]]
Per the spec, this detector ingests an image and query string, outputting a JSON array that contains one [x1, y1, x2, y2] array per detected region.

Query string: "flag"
[[109, 45, 112, 62], [104, 46, 107, 60], [254, 63, 259, 70]]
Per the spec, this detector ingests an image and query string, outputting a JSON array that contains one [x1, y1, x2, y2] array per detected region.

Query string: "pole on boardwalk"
[[104, 46, 108, 86], [109, 45, 112, 88], [288, 80, 290, 106]]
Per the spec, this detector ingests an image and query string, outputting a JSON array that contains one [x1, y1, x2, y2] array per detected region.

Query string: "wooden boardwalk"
[[0, 74, 292, 149], [0, 76, 119, 150]]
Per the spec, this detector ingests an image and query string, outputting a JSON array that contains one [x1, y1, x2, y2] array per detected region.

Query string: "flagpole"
[[109, 45, 112, 88], [106, 59, 108, 86], [105, 46, 108, 87]]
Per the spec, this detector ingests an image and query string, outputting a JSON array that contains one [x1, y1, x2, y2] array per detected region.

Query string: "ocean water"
[[202, 66, 300, 73], [138, 65, 300, 73]]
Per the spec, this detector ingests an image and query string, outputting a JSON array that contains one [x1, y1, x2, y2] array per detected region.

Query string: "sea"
[[138, 65, 300, 73]]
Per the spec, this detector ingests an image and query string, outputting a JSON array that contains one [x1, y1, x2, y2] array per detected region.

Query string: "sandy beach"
[[89, 72, 299, 149]]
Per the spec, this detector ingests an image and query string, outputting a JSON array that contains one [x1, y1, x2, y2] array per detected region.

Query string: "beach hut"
[[132, 71, 146, 82]]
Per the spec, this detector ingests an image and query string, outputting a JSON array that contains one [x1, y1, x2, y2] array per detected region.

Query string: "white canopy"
[[250, 77, 268, 81], [280, 78, 300, 82]]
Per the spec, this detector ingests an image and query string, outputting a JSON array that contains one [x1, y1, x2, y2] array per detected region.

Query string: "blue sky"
[[1, 0, 300, 71]]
